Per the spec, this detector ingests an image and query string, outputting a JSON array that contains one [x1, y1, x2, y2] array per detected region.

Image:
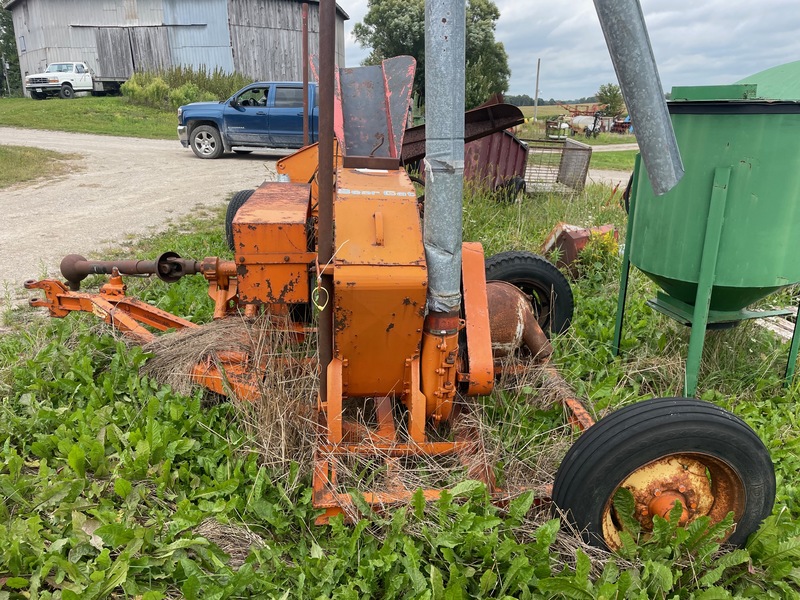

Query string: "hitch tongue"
[[60, 252, 201, 290]]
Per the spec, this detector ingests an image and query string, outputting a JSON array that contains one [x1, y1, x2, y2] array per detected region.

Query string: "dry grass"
[[136, 311, 693, 574], [195, 519, 266, 568], [142, 314, 318, 475]]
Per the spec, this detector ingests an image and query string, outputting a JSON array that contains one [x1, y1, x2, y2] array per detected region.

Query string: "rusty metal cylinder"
[[486, 281, 552, 360], [60, 252, 201, 290], [420, 311, 460, 422]]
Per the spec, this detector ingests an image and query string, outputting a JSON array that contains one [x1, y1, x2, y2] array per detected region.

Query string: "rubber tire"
[[190, 125, 224, 159], [59, 84, 74, 99], [496, 176, 526, 203], [484, 251, 574, 335], [552, 397, 776, 549], [31, 91, 47, 100], [225, 189, 255, 252]]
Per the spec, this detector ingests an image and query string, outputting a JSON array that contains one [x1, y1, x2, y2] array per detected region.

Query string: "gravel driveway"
[[0, 127, 284, 308]]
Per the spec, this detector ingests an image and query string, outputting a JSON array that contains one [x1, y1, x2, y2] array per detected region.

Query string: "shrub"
[[144, 77, 170, 108], [122, 65, 251, 109], [167, 82, 218, 110]]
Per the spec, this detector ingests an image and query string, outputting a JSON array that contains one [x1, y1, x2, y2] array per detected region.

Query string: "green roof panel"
[[735, 60, 800, 101]]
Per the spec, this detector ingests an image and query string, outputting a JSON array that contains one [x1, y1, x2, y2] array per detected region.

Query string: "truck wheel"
[[190, 125, 224, 159], [552, 397, 775, 550], [484, 251, 574, 335], [59, 84, 74, 99], [226, 189, 255, 251], [31, 91, 46, 100]]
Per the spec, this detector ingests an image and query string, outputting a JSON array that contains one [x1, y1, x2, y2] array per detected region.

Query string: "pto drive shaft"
[[59, 252, 202, 290]]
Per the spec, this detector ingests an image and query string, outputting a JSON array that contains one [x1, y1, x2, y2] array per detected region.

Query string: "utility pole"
[[533, 58, 541, 122]]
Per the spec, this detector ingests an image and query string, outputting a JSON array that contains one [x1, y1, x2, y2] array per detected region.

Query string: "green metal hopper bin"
[[613, 81, 800, 396]]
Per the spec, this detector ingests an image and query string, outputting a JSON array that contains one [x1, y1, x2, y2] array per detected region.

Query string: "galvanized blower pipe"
[[423, 0, 466, 315], [593, 0, 684, 196]]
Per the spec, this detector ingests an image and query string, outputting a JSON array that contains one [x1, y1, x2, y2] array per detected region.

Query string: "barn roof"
[[2, 0, 349, 19], [735, 60, 800, 101]]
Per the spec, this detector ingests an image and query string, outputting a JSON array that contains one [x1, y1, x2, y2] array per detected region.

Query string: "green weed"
[[122, 66, 251, 110], [2, 185, 800, 598]]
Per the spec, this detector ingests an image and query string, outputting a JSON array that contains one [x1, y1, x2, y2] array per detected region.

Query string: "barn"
[[5, 0, 348, 91]]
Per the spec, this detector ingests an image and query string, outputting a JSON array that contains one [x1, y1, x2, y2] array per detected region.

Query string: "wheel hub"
[[602, 453, 745, 549]]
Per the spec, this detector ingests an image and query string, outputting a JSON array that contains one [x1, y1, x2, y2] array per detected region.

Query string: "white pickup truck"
[[25, 62, 94, 99]]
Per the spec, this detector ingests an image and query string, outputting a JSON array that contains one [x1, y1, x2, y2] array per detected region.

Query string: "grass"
[[582, 132, 637, 146], [589, 149, 638, 172], [519, 105, 569, 119], [0, 145, 80, 189], [2, 178, 800, 597], [0, 96, 176, 139]]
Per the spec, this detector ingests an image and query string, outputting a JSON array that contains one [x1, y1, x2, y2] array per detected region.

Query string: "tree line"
[[504, 95, 599, 107], [506, 83, 626, 118], [1, 7, 22, 96]]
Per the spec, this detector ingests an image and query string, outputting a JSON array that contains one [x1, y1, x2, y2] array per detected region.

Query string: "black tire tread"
[[553, 397, 775, 548], [484, 250, 574, 334], [225, 189, 256, 252]]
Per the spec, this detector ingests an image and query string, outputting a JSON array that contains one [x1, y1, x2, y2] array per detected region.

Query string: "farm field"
[[2, 177, 800, 598]]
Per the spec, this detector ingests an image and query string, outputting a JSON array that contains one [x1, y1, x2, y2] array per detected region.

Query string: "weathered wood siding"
[[10, 0, 346, 86], [228, 0, 346, 81], [94, 28, 133, 78]]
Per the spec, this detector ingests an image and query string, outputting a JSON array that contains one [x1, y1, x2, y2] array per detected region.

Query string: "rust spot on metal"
[[600, 453, 745, 550]]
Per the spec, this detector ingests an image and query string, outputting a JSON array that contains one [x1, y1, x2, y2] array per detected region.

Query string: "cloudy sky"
[[338, 0, 800, 101]]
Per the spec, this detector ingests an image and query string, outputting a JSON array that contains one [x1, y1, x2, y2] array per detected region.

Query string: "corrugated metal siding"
[[163, 0, 234, 73]]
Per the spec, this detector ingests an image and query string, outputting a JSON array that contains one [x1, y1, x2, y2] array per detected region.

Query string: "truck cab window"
[[237, 87, 268, 107], [274, 87, 304, 108]]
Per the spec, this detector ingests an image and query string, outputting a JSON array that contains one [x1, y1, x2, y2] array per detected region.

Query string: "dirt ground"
[[0, 127, 287, 310]]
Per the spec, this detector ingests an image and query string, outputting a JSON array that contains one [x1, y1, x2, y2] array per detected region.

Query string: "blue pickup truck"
[[177, 82, 319, 159]]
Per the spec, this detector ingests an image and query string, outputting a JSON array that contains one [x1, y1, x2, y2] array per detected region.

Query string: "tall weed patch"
[[122, 65, 250, 110]]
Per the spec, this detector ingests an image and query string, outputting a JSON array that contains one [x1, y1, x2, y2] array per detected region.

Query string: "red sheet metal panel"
[[464, 130, 528, 190]]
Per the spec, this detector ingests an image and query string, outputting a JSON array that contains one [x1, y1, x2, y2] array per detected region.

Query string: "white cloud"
[[338, 0, 800, 100]]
